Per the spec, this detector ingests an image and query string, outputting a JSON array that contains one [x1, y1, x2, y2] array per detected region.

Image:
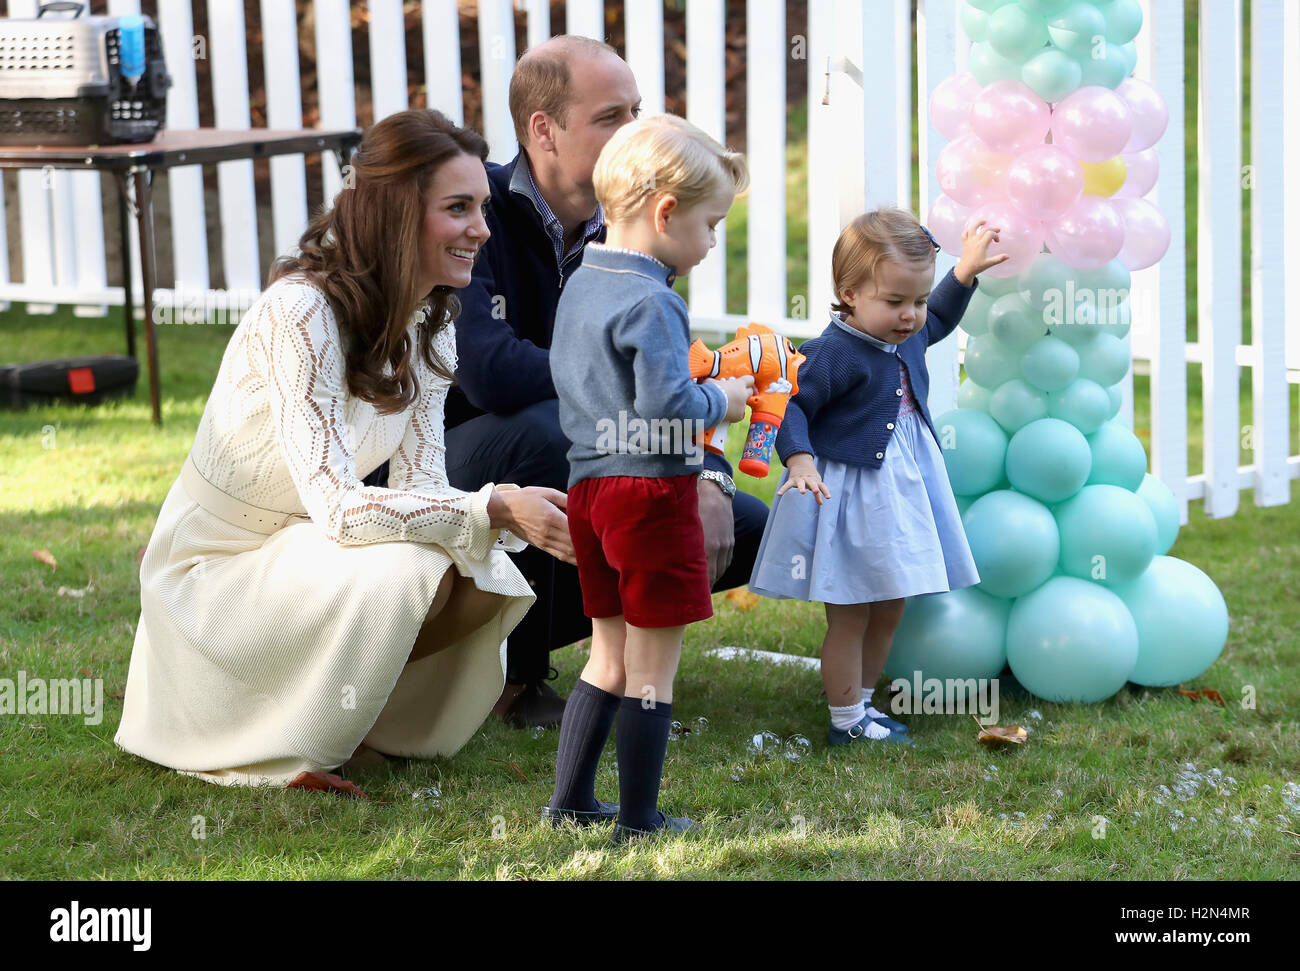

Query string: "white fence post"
[[1249, 0, 1293, 507], [477, 0, 516, 164], [423, 0, 464, 123], [624, 0, 664, 116], [261, 0, 309, 264], [1139, 0, 1190, 523], [566, 0, 605, 42], [918, 0, 962, 419], [207, 0, 260, 291], [369, 0, 410, 123], [746, 0, 786, 325], [686, 0, 727, 325], [314, 0, 357, 202], [158, 0, 209, 296], [1198, 0, 1243, 518]]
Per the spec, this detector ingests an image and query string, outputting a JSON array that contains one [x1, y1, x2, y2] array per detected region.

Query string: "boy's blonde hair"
[[831, 208, 937, 315], [593, 113, 749, 225]]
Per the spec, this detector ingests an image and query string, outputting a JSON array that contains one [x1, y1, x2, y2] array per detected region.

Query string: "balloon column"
[[886, 0, 1229, 704]]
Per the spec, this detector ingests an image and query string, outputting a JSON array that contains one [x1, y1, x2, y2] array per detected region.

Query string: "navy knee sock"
[[549, 678, 620, 812], [615, 695, 674, 831]]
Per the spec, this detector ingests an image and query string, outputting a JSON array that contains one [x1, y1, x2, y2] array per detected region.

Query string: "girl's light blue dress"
[[749, 316, 980, 605]]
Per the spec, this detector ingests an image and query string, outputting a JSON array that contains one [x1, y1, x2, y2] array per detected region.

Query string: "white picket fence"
[[0, 0, 1295, 522]]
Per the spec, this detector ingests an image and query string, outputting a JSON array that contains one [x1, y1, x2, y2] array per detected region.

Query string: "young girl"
[[749, 208, 1006, 746]]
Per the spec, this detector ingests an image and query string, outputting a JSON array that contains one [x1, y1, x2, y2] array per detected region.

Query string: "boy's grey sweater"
[[551, 244, 729, 490]]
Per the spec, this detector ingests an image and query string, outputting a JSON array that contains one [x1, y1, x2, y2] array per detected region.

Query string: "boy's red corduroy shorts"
[[567, 474, 714, 629]]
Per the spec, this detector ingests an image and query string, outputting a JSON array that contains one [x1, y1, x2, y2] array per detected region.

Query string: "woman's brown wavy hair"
[[269, 109, 489, 414]]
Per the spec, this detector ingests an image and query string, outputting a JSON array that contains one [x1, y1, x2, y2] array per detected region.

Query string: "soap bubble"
[[783, 735, 812, 762], [412, 786, 441, 803], [747, 730, 783, 757]]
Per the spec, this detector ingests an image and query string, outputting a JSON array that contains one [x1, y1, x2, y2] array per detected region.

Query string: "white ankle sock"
[[829, 702, 866, 731], [862, 687, 889, 721]]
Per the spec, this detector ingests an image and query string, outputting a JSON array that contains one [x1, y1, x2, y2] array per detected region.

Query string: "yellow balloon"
[[1079, 156, 1127, 197]]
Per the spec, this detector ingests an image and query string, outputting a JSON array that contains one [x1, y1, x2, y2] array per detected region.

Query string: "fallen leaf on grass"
[[486, 757, 528, 782], [724, 589, 759, 611], [33, 549, 57, 570], [1179, 688, 1226, 707], [974, 716, 1028, 748], [287, 771, 370, 800]]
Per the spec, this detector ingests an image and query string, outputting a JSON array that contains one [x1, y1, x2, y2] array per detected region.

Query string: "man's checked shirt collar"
[[509, 151, 606, 271]]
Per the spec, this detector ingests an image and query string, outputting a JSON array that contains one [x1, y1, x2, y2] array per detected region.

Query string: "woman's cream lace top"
[[187, 276, 498, 561]]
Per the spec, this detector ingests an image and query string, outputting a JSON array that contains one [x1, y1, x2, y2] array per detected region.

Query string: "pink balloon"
[[1005, 144, 1084, 222], [928, 194, 971, 255], [970, 80, 1052, 155], [1051, 86, 1134, 163], [1046, 194, 1125, 269], [1117, 77, 1169, 153], [1114, 197, 1170, 270], [937, 133, 1012, 207], [964, 201, 1046, 278], [1115, 147, 1159, 198], [930, 72, 983, 141]]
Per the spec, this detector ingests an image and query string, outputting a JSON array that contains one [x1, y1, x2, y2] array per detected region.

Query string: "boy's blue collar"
[[582, 243, 678, 286]]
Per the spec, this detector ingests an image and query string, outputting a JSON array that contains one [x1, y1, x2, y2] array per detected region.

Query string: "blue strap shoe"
[[828, 714, 915, 747], [541, 798, 619, 827], [868, 711, 910, 734]]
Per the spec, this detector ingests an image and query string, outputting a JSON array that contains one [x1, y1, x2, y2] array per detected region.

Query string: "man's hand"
[[488, 486, 576, 564], [698, 477, 735, 586]]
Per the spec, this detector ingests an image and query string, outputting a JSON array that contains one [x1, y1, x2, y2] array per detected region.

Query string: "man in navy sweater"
[[429, 36, 769, 727]]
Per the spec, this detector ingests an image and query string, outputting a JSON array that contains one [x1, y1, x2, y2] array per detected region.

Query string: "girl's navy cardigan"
[[777, 268, 980, 469]]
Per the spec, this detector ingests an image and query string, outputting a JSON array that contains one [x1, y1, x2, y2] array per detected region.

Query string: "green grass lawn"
[[2, 304, 1298, 880]]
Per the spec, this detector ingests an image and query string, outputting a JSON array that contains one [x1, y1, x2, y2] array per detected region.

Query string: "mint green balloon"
[[1087, 420, 1147, 490], [1047, 377, 1110, 433], [956, 493, 975, 517], [1005, 417, 1092, 502], [960, 288, 996, 337], [1021, 334, 1080, 392], [1104, 0, 1143, 44], [1007, 576, 1138, 702], [1115, 556, 1228, 687], [1055, 483, 1157, 586], [1121, 41, 1138, 78], [968, 0, 1015, 12], [1136, 473, 1180, 554], [1021, 47, 1083, 103], [979, 272, 1025, 299], [1080, 258, 1132, 303], [1077, 44, 1129, 89], [962, 489, 1061, 598], [988, 293, 1048, 350], [988, 4, 1049, 62], [989, 378, 1049, 433], [1021, 252, 1074, 315], [934, 408, 1009, 496], [1021, 0, 1072, 16], [1048, 2, 1107, 58], [958, 378, 993, 412], [964, 333, 1021, 388], [970, 41, 1023, 85], [961, 2, 991, 42], [885, 587, 1010, 683], [1076, 331, 1129, 386], [1106, 383, 1123, 418]]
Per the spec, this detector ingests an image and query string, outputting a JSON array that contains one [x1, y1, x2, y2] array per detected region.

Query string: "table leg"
[[132, 167, 162, 427], [115, 171, 135, 360]]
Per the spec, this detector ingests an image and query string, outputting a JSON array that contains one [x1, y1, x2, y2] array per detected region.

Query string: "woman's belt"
[[180, 456, 308, 535]]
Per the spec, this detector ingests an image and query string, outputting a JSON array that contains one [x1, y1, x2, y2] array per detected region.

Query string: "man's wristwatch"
[[699, 470, 737, 499]]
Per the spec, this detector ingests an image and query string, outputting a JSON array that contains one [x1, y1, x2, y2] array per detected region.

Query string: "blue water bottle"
[[118, 14, 145, 87]]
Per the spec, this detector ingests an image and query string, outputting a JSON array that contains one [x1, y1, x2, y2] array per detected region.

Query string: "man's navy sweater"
[[445, 150, 735, 476], [777, 268, 979, 469]]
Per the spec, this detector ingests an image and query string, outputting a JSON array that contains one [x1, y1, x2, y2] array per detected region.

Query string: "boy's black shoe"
[[610, 811, 699, 845], [540, 799, 620, 827]]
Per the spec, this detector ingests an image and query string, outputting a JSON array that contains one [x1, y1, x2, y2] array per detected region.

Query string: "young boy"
[[544, 114, 752, 841]]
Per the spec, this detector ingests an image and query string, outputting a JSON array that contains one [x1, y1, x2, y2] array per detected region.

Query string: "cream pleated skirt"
[[114, 475, 535, 787]]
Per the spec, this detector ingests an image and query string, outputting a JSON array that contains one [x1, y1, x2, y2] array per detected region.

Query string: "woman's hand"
[[777, 453, 832, 505], [487, 486, 576, 564], [954, 219, 1010, 286]]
